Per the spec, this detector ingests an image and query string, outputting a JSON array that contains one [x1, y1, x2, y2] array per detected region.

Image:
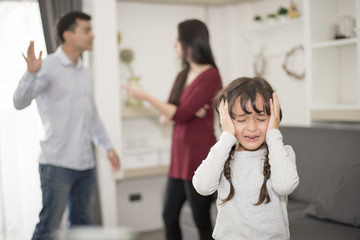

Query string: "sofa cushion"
[[289, 214, 360, 240], [288, 199, 360, 240], [303, 163, 360, 227], [281, 126, 360, 227]]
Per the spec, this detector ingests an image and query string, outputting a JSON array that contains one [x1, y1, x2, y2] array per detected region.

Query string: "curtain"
[[38, 0, 82, 54], [0, 2, 47, 239]]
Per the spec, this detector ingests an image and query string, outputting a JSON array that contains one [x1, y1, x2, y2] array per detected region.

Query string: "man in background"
[[13, 11, 120, 240]]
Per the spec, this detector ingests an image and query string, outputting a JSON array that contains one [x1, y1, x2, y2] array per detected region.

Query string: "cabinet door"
[[117, 176, 166, 231]]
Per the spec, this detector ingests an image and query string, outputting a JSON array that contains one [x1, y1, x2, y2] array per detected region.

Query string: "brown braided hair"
[[219, 145, 236, 204], [254, 143, 271, 205], [213, 77, 282, 205]]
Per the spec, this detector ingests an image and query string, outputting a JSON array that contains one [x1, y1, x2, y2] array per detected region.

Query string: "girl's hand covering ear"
[[268, 93, 281, 130], [218, 100, 235, 135]]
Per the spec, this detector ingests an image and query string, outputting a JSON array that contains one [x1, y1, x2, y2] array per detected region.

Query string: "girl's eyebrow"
[[235, 113, 247, 117]]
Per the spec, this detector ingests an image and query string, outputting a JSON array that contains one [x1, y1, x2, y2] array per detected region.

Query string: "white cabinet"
[[115, 111, 170, 231], [305, 0, 360, 121], [120, 109, 171, 176], [117, 175, 167, 231]]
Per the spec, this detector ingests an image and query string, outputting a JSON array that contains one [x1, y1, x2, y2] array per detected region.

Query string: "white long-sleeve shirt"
[[13, 47, 112, 170], [193, 129, 299, 240]]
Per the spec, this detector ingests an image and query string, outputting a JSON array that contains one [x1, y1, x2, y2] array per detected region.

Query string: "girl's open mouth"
[[245, 135, 259, 141]]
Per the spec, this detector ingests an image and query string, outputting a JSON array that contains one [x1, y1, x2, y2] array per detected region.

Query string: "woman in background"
[[123, 19, 222, 240]]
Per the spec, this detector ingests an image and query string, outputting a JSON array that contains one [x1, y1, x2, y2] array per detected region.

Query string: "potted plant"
[[120, 48, 136, 79], [253, 15, 262, 27], [267, 13, 277, 19], [266, 13, 277, 24], [119, 48, 142, 107], [254, 15, 262, 22], [278, 6, 288, 21]]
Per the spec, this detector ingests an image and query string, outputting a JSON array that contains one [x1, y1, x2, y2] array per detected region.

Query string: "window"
[[0, 1, 47, 239]]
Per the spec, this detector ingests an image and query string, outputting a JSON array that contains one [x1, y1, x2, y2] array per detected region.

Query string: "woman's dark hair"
[[57, 11, 91, 44], [213, 77, 282, 205], [169, 19, 217, 105]]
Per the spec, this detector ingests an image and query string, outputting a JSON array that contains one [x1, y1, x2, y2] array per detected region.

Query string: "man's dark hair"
[[56, 11, 91, 43]]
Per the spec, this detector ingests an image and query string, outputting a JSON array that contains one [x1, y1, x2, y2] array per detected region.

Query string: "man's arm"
[[91, 105, 121, 172], [13, 41, 47, 109]]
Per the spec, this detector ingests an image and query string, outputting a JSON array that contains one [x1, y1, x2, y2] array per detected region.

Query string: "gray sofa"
[[180, 126, 360, 239]]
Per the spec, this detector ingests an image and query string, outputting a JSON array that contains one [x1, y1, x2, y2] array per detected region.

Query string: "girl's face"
[[231, 95, 270, 151], [174, 32, 182, 59]]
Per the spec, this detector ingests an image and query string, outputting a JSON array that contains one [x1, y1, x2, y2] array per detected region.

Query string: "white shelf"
[[123, 142, 170, 155], [246, 18, 303, 34], [311, 107, 360, 122], [307, 0, 359, 122], [114, 165, 169, 180], [311, 104, 360, 110], [117, 0, 252, 5], [311, 38, 356, 49], [121, 106, 159, 119]]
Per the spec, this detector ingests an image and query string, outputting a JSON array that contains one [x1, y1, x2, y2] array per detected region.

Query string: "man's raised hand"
[[23, 41, 42, 73]]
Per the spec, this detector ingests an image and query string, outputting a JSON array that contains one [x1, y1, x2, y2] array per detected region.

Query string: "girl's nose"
[[246, 119, 257, 131]]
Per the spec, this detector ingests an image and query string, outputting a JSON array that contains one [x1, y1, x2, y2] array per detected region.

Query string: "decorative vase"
[[126, 76, 142, 107], [289, 1, 299, 19], [339, 15, 355, 38]]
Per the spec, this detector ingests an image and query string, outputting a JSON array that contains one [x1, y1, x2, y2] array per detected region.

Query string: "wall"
[[212, 0, 308, 126], [241, 0, 308, 125], [90, 0, 122, 225], [117, 2, 207, 103], [116, 0, 308, 126]]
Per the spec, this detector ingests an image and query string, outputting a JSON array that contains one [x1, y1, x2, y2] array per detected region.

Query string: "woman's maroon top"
[[169, 67, 222, 180]]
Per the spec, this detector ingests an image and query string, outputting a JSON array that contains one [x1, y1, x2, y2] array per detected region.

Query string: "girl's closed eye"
[[257, 116, 268, 122], [257, 113, 268, 122]]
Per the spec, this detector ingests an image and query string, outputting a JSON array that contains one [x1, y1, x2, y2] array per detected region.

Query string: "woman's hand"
[[159, 114, 173, 125], [268, 92, 281, 130], [218, 100, 235, 135], [195, 104, 209, 118], [122, 86, 177, 120], [122, 86, 149, 101]]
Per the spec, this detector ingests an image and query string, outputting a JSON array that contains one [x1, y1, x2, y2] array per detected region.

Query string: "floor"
[[139, 229, 164, 240], [63, 227, 165, 240]]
